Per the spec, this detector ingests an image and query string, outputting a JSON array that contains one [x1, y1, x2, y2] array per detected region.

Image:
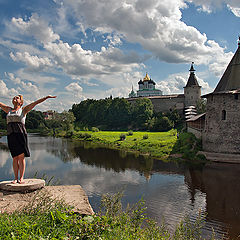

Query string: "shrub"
[[91, 127, 100, 132], [153, 116, 174, 132], [143, 134, 148, 139], [120, 133, 126, 141], [84, 133, 92, 138], [65, 130, 74, 138], [128, 130, 133, 136]]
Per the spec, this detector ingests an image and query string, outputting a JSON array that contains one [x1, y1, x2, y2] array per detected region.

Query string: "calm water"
[[1, 134, 240, 239]]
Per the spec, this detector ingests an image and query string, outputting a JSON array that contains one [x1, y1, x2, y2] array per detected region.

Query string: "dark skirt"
[[7, 132, 30, 158]]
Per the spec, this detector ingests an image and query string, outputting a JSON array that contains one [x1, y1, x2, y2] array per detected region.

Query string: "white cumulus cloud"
[[0, 80, 18, 98], [10, 52, 52, 71], [65, 82, 84, 99], [187, 0, 240, 17], [11, 13, 60, 44]]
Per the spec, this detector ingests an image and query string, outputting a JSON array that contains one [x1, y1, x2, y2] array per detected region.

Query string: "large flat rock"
[[0, 179, 45, 192], [0, 185, 94, 215]]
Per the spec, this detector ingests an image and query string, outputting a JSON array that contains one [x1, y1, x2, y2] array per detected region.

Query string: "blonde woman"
[[0, 95, 56, 184]]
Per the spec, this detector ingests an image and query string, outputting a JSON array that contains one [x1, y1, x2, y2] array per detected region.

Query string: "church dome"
[[143, 73, 150, 81]]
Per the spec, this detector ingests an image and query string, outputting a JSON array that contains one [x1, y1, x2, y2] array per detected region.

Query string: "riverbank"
[[54, 129, 206, 163], [0, 128, 206, 162], [59, 129, 178, 160]]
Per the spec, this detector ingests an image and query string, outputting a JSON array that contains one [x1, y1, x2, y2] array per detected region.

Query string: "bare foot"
[[19, 179, 25, 184], [11, 180, 18, 184]]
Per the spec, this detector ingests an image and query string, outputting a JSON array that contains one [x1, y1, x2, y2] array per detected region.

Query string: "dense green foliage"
[[171, 132, 206, 162], [0, 109, 75, 136], [0, 191, 217, 239], [0, 110, 7, 129], [25, 110, 45, 129], [196, 99, 207, 114], [0, 97, 183, 133], [71, 97, 183, 131]]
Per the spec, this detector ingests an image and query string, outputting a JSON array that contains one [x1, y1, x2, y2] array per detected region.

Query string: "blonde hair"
[[12, 95, 24, 106]]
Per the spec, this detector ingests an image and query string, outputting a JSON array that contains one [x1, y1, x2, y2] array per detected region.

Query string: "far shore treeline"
[[0, 97, 184, 133]]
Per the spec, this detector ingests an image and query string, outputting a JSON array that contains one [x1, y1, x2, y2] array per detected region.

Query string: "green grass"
[[69, 129, 178, 160], [0, 191, 219, 239]]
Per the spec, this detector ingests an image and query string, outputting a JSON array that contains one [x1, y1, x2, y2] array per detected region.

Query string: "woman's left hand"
[[46, 96, 57, 99]]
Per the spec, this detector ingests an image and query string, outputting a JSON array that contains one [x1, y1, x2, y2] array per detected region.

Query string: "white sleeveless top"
[[7, 107, 26, 125]]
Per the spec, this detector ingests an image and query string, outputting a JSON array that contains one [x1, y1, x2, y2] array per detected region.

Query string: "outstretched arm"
[[23, 96, 57, 115], [0, 102, 11, 113]]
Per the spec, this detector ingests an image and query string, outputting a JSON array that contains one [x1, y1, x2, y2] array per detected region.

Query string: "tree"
[[196, 99, 207, 114], [152, 116, 173, 132], [0, 110, 7, 130], [106, 98, 131, 129], [55, 111, 76, 131], [165, 110, 183, 129], [25, 110, 45, 129], [131, 98, 153, 130]]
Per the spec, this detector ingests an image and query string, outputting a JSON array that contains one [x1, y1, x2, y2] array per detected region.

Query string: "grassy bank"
[[55, 129, 206, 162], [59, 129, 178, 160], [0, 191, 217, 239]]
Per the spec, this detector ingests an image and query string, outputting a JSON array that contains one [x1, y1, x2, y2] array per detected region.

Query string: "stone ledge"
[[199, 151, 240, 163], [0, 185, 94, 215], [0, 179, 45, 192]]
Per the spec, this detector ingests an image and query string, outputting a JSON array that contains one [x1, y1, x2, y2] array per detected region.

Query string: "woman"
[[0, 95, 56, 184]]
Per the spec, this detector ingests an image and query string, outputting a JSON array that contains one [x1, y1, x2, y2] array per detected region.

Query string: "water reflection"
[[0, 134, 240, 238], [185, 164, 240, 238]]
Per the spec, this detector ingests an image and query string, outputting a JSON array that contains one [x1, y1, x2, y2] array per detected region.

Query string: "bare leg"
[[18, 153, 25, 184], [12, 156, 19, 183]]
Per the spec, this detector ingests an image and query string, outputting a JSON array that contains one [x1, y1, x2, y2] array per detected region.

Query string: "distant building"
[[137, 73, 162, 97], [128, 85, 137, 98], [43, 110, 55, 120], [127, 63, 201, 114]]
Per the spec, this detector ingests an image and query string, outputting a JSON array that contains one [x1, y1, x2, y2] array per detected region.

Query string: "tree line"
[[0, 109, 75, 132], [0, 97, 184, 132], [71, 97, 183, 131]]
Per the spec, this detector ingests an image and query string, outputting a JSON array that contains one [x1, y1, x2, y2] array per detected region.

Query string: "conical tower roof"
[[185, 62, 200, 88], [214, 39, 240, 93]]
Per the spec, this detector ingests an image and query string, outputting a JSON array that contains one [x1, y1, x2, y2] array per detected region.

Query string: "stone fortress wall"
[[127, 94, 185, 114], [202, 93, 240, 153]]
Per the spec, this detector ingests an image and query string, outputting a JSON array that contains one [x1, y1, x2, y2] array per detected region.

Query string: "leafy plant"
[[128, 130, 133, 136], [119, 133, 126, 141], [92, 127, 100, 132], [143, 134, 149, 139]]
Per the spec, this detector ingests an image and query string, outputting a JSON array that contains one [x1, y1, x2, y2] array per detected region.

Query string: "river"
[[0, 134, 240, 239]]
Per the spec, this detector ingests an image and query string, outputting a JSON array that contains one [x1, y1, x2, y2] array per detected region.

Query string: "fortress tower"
[[202, 38, 240, 153], [184, 62, 201, 107]]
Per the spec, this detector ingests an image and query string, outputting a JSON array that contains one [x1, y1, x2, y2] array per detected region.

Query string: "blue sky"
[[0, 0, 239, 112]]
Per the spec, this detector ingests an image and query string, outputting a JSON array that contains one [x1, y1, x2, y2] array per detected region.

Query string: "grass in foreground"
[[0, 191, 219, 240]]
